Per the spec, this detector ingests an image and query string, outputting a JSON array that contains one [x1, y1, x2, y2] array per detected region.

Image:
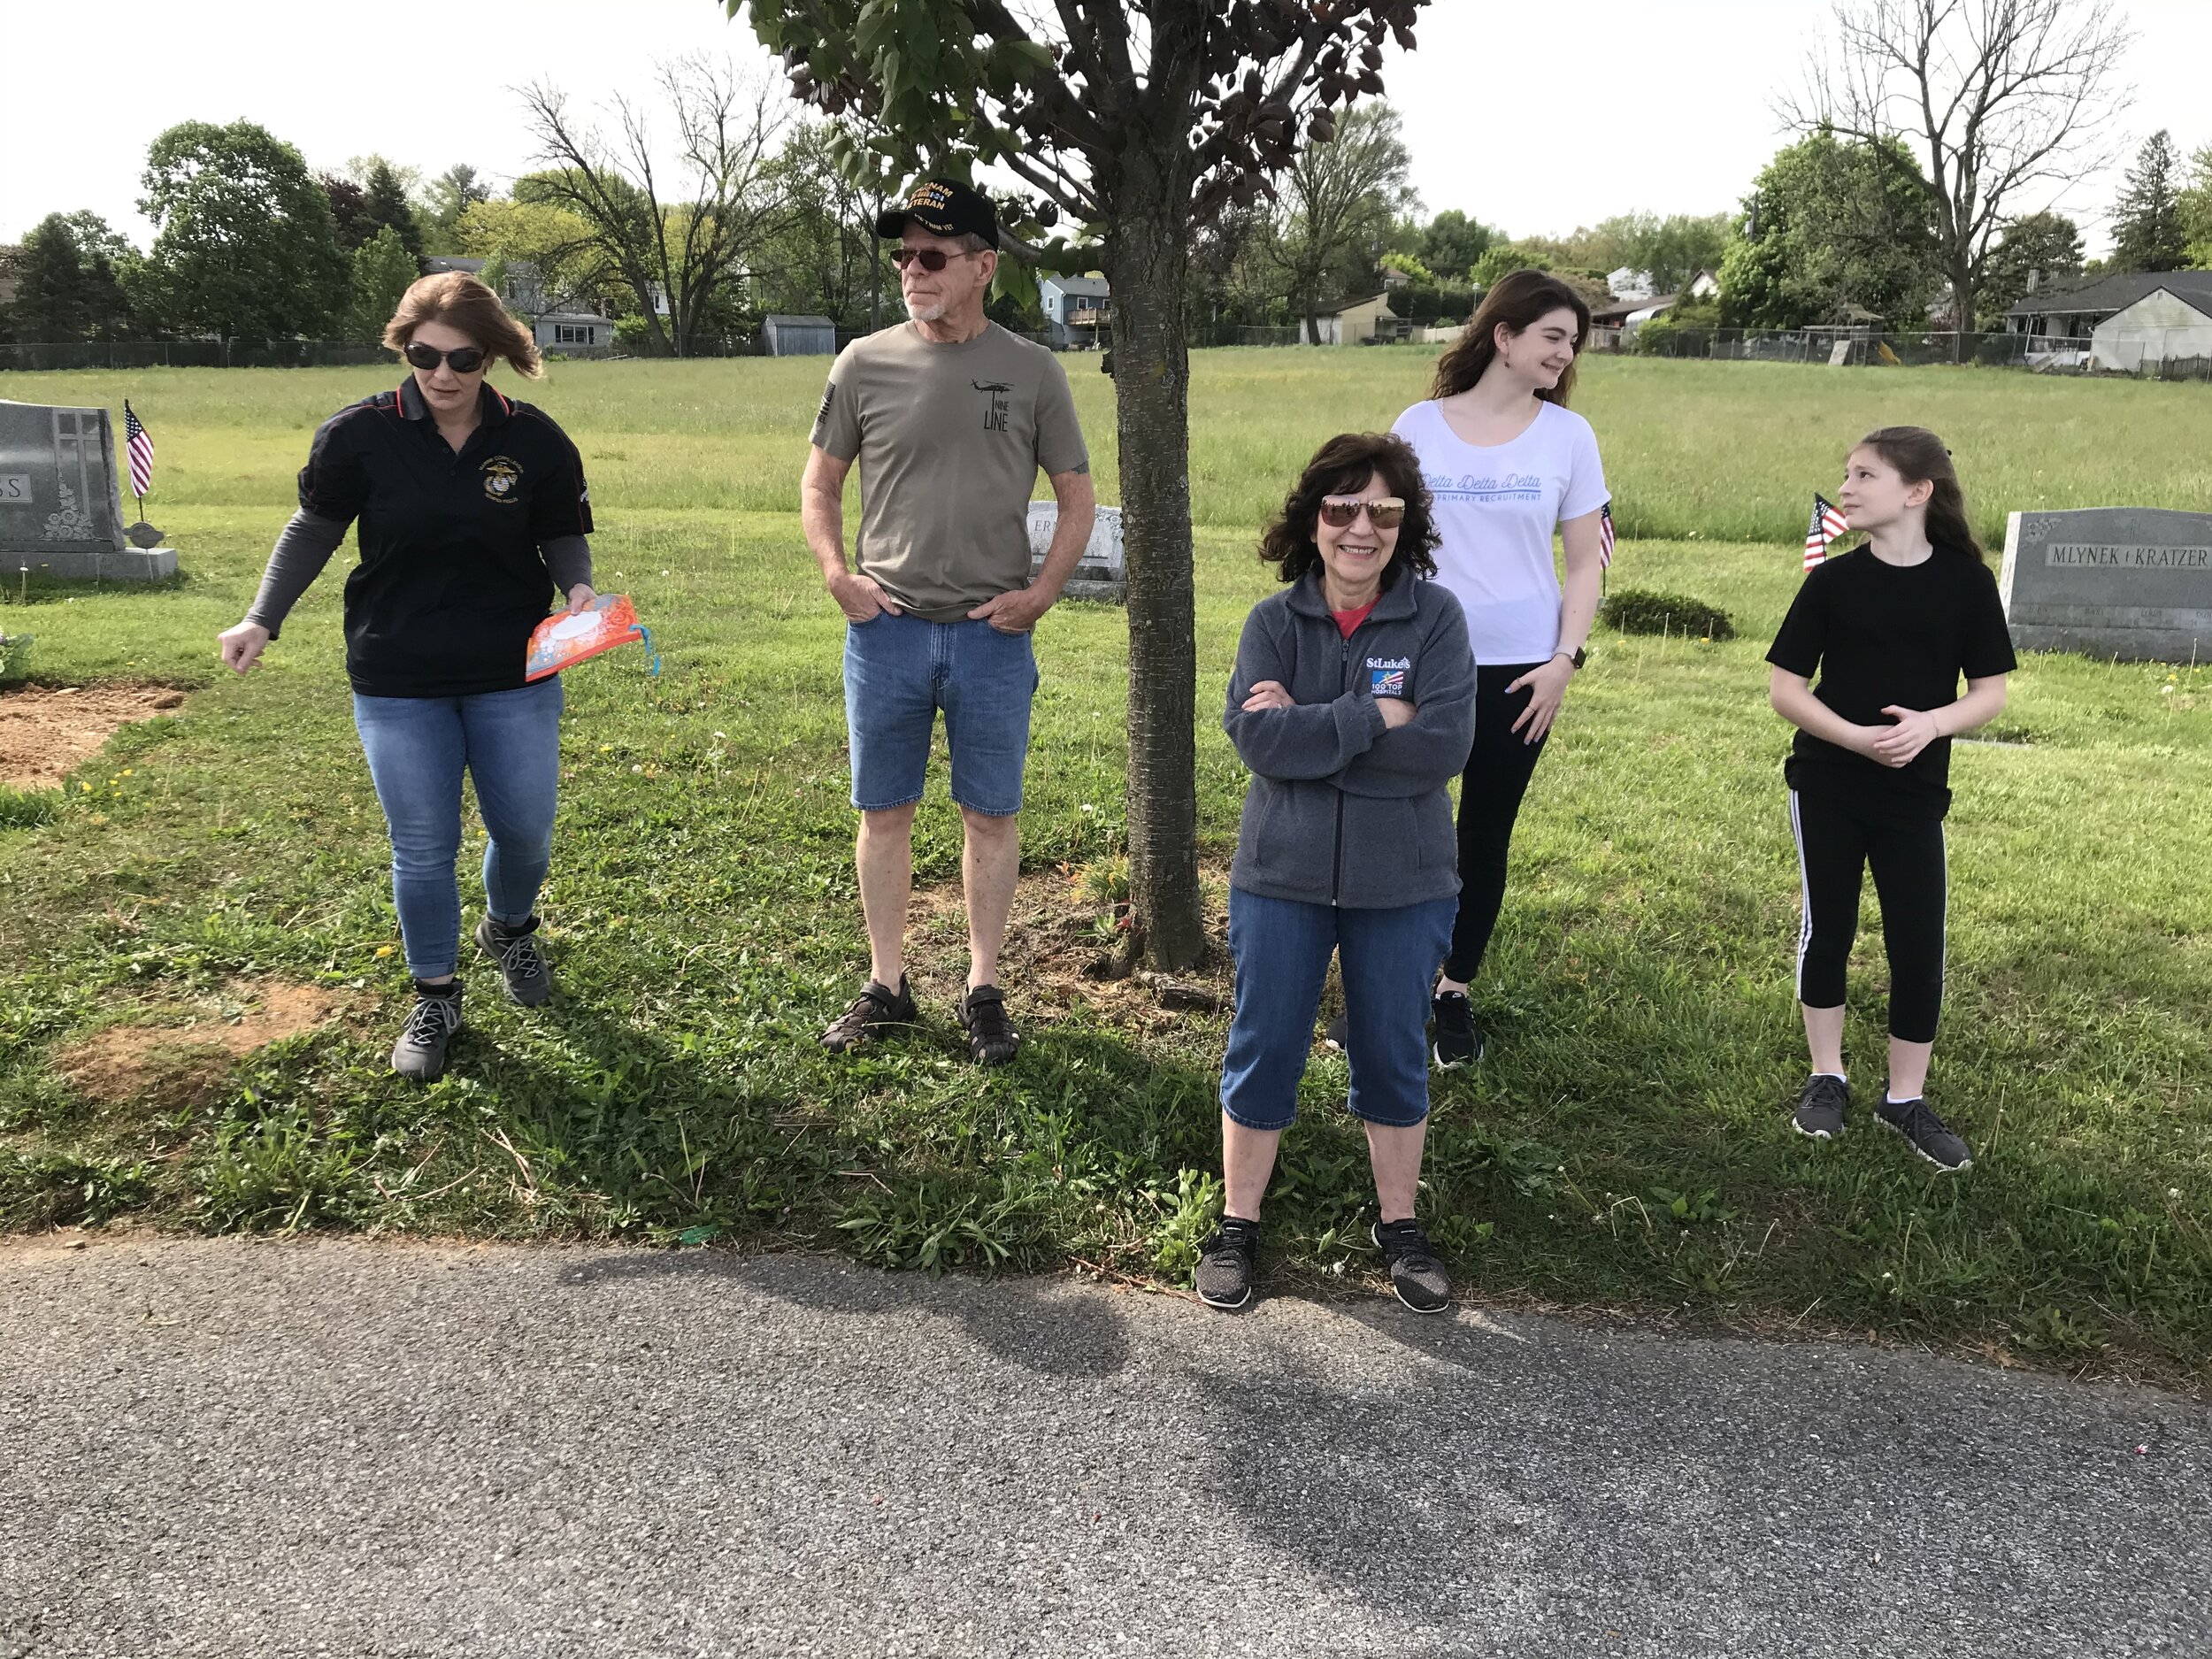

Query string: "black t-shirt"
[[298, 380, 593, 697], [1765, 545, 2017, 816]]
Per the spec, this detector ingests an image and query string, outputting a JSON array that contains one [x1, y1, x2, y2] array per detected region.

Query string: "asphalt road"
[[3, 1236, 2206, 1658]]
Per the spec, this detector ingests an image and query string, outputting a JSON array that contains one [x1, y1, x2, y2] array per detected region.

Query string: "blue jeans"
[[1220, 887, 1458, 1132], [353, 678, 564, 979], [843, 612, 1038, 817]]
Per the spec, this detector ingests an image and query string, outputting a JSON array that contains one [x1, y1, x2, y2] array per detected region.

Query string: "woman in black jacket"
[[217, 273, 595, 1082], [1195, 433, 1476, 1314]]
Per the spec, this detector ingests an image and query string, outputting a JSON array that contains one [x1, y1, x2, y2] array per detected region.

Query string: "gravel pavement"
[[2, 1235, 2206, 1658]]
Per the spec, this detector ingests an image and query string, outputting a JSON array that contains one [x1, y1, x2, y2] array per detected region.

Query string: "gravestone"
[[0, 400, 176, 580], [2000, 508, 2212, 663], [1027, 501, 1125, 603]]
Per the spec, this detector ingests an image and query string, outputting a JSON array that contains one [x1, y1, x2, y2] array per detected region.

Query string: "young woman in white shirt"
[[1383, 270, 1610, 1064]]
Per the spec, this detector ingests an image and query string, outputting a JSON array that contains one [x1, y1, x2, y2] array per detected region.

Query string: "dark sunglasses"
[[890, 247, 980, 273], [1319, 496, 1407, 529], [403, 342, 487, 373]]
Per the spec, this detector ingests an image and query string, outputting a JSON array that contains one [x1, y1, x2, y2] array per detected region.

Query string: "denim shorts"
[[843, 612, 1039, 817]]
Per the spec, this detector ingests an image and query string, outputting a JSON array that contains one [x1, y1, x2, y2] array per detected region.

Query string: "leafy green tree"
[[422, 164, 492, 251], [741, 0, 1429, 968], [1975, 211, 2084, 326], [1417, 209, 1494, 282], [2109, 130, 2187, 273], [1718, 128, 1940, 328], [754, 120, 887, 328], [360, 158, 426, 259], [347, 226, 421, 342], [2181, 145, 2212, 269], [5, 212, 136, 341], [319, 174, 376, 251], [134, 120, 349, 339]]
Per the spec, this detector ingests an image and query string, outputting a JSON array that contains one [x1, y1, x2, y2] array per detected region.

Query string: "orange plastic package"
[[524, 594, 660, 682]]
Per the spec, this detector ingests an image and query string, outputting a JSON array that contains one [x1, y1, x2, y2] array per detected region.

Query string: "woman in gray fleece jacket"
[[1195, 433, 1477, 1315]]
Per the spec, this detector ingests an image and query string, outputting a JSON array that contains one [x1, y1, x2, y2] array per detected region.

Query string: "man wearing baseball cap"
[[802, 177, 1096, 1065]]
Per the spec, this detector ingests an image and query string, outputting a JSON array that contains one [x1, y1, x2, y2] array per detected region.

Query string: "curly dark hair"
[[1259, 432, 1439, 588]]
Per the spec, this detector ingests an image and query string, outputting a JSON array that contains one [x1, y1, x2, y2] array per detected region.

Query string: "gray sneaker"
[[1793, 1073, 1850, 1139], [391, 987, 463, 1081], [475, 914, 551, 1006], [1371, 1218, 1452, 1314], [1877, 1093, 1973, 1172]]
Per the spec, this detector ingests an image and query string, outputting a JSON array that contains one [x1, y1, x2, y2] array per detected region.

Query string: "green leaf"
[[990, 258, 1040, 311]]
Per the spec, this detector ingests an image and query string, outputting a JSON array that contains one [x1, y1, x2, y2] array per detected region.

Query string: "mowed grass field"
[[2, 349, 2207, 1385]]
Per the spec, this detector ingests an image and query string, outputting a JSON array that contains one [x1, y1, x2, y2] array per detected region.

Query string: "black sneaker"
[[821, 975, 917, 1053], [1194, 1217, 1261, 1310], [1371, 1218, 1452, 1314], [1877, 1093, 1973, 1172], [1793, 1073, 1850, 1140], [1323, 1010, 1349, 1054], [474, 914, 551, 1006], [391, 985, 463, 1081], [956, 983, 1020, 1064], [1431, 991, 1482, 1068]]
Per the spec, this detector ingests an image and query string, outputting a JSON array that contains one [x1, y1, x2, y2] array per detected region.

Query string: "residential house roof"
[[2006, 270, 2212, 319], [1041, 274, 1111, 298]]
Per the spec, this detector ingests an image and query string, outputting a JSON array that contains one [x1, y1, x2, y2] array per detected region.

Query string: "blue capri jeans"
[[353, 678, 564, 980], [1219, 887, 1458, 1132]]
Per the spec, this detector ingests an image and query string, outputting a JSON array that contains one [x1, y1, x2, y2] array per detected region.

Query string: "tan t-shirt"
[[810, 322, 1089, 623]]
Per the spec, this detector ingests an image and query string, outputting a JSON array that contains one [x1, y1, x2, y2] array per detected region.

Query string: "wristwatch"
[[1555, 645, 1588, 670]]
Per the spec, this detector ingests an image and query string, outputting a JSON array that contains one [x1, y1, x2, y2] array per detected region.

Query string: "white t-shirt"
[[1390, 398, 1609, 666]]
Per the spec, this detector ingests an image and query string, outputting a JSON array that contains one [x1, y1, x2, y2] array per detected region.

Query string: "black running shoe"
[[1371, 1218, 1452, 1314], [1431, 991, 1481, 1068], [1877, 1094, 1973, 1172], [956, 983, 1020, 1064], [1194, 1217, 1261, 1310], [390, 985, 462, 1081], [821, 975, 917, 1054], [1793, 1073, 1850, 1140], [1323, 1010, 1349, 1054], [474, 914, 551, 1006]]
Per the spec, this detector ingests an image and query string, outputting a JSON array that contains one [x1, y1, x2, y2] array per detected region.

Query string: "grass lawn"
[[2, 348, 2207, 1386]]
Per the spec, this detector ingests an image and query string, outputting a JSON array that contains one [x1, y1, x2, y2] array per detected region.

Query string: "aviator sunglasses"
[[890, 246, 982, 272], [403, 342, 488, 373], [1319, 496, 1407, 529]]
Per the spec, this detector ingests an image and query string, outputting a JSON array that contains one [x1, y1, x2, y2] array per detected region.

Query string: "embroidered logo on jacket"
[[1367, 655, 1409, 697], [480, 457, 523, 503]]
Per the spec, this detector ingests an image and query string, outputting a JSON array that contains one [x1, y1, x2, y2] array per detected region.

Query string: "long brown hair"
[[383, 272, 543, 378], [1855, 426, 1985, 562], [1259, 432, 1439, 588], [1431, 269, 1591, 404]]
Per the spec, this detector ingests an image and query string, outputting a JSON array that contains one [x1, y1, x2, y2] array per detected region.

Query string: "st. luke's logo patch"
[[1367, 656, 1409, 697], [480, 457, 523, 503]]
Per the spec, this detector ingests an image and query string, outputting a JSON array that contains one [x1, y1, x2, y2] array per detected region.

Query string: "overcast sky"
[[4, 0, 2205, 255]]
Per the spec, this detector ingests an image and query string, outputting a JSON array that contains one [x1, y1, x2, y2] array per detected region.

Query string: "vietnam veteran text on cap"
[[874, 178, 1000, 249]]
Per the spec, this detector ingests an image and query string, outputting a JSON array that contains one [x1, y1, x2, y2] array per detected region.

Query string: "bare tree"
[[1259, 102, 1417, 342], [518, 57, 796, 356], [1786, 0, 2132, 347]]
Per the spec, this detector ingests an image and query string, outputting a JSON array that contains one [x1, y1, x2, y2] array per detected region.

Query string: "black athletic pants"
[[1442, 663, 1548, 984], [1788, 786, 1947, 1044]]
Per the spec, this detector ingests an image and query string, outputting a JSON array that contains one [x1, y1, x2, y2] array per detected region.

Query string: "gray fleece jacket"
[[1223, 568, 1476, 909]]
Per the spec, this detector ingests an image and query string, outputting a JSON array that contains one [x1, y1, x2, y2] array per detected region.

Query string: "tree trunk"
[[1105, 192, 1207, 971], [1950, 256, 1974, 363]]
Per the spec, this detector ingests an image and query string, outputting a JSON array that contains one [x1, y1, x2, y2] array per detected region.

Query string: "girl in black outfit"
[[1766, 427, 2016, 1171]]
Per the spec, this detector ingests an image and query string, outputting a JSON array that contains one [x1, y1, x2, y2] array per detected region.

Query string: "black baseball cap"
[[875, 177, 999, 250]]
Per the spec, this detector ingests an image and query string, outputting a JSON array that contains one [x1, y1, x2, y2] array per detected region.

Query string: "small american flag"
[[124, 401, 154, 500], [1802, 493, 1847, 572], [1598, 502, 1616, 569]]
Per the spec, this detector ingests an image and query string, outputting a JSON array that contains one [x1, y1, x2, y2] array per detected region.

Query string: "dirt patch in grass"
[[0, 684, 186, 789], [904, 863, 1237, 1034], [52, 980, 350, 1108]]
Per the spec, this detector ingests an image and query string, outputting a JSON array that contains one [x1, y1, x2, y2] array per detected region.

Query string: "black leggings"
[[1789, 787, 1947, 1044], [1443, 663, 1548, 984]]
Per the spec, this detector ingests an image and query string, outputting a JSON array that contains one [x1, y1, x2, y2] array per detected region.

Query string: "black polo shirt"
[[298, 379, 593, 697]]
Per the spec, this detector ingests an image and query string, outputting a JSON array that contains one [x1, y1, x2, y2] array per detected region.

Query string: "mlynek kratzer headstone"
[[2000, 508, 2211, 663], [1027, 501, 1125, 603], [0, 400, 176, 580]]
